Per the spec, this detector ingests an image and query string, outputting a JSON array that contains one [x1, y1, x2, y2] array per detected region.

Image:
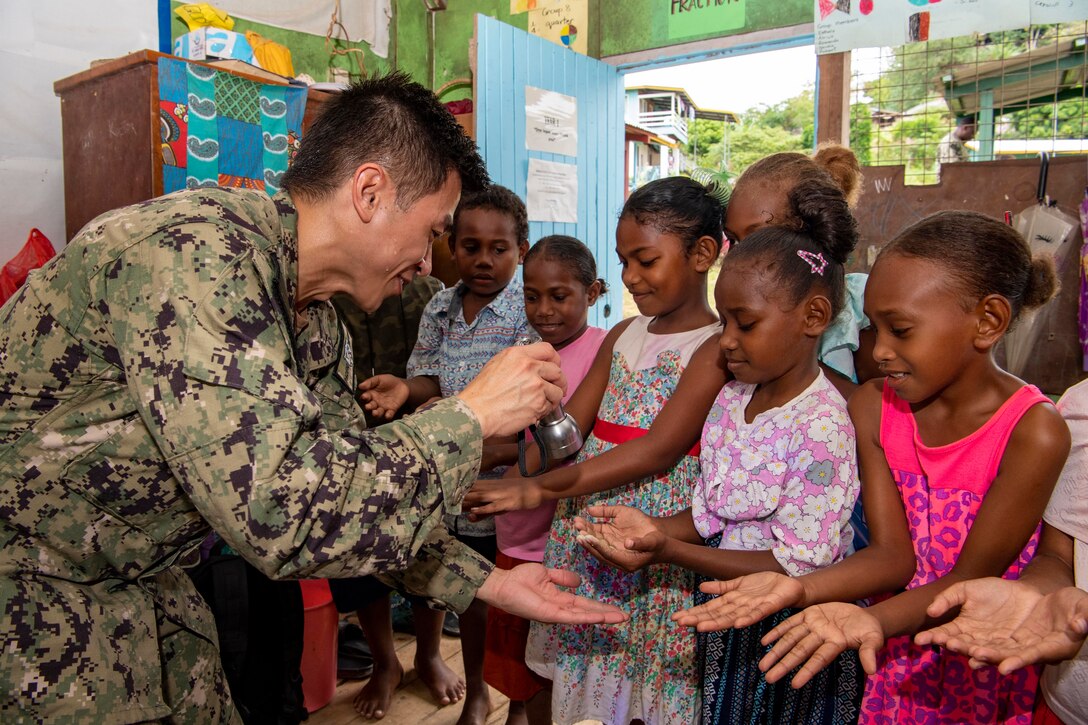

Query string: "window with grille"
[[850, 21, 1087, 185]]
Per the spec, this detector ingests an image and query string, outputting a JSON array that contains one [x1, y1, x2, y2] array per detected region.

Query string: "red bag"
[[0, 229, 55, 306]]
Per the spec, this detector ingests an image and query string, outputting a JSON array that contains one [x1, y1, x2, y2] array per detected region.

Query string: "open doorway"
[[619, 45, 819, 318]]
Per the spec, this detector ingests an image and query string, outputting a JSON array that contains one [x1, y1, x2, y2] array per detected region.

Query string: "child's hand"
[[573, 505, 665, 572], [358, 374, 409, 420], [918, 579, 1088, 674], [759, 602, 884, 688], [465, 477, 543, 515], [672, 572, 805, 632]]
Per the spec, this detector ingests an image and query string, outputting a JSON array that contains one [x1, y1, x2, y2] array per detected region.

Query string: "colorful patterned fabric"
[[860, 382, 1052, 725], [694, 373, 862, 724], [157, 57, 305, 196], [697, 589, 862, 725], [696, 373, 858, 576], [526, 317, 719, 725]]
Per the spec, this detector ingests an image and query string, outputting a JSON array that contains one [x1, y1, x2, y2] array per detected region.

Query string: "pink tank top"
[[859, 382, 1052, 725]]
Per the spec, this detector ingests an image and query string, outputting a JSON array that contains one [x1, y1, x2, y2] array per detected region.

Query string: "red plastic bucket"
[[298, 579, 338, 713]]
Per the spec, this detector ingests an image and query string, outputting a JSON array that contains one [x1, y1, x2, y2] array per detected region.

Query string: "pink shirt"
[[859, 382, 1051, 725], [496, 326, 608, 560]]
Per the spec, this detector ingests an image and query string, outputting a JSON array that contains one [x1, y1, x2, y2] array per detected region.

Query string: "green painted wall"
[[394, 0, 531, 102], [598, 0, 811, 57], [169, 2, 391, 82], [396, 0, 811, 98], [168, 2, 811, 93]]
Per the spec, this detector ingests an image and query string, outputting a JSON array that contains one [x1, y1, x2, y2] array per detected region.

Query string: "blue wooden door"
[[475, 14, 624, 329]]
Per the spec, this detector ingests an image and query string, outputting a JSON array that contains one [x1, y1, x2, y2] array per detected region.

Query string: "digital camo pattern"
[[333, 275, 443, 384], [0, 187, 489, 722]]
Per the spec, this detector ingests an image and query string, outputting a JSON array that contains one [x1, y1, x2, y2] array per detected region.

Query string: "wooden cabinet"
[[54, 50, 331, 240]]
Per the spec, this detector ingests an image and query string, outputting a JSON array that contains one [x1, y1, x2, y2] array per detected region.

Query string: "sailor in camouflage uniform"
[[0, 72, 622, 723]]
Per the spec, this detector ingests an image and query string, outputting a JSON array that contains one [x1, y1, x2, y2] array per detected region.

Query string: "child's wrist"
[[655, 534, 676, 565], [796, 574, 816, 609]]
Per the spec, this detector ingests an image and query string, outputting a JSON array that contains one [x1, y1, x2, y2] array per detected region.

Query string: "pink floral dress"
[[525, 316, 720, 725], [860, 382, 1051, 725]]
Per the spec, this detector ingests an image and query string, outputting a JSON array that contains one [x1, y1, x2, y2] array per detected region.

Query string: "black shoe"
[[337, 651, 375, 680], [337, 621, 374, 680], [441, 610, 460, 638]]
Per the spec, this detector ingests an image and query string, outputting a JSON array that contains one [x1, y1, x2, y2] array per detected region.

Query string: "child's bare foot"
[[352, 661, 404, 720], [415, 652, 465, 706], [504, 699, 528, 725], [454, 688, 493, 725]]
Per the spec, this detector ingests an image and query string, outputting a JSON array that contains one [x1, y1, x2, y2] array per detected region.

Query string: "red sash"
[[592, 418, 701, 457]]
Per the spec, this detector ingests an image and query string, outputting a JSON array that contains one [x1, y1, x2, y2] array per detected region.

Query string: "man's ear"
[[691, 235, 719, 273], [974, 294, 1012, 351], [350, 164, 387, 224], [803, 295, 834, 338]]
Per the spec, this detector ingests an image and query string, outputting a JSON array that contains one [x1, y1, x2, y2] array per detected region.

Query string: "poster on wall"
[[1030, 0, 1088, 24], [667, 0, 747, 41], [599, 0, 809, 58], [525, 87, 578, 157], [528, 0, 589, 54], [527, 158, 578, 223], [511, 0, 538, 13], [812, 0, 1083, 55]]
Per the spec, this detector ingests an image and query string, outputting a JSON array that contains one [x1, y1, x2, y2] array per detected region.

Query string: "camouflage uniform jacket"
[[333, 276, 443, 380], [0, 188, 490, 722]]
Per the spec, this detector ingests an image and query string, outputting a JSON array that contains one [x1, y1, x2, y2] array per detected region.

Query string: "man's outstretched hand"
[[475, 563, 628, 624]]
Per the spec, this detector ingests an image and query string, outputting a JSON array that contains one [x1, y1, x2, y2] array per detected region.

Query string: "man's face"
[[957, 122, 976, 142], [355, 172, 461, 312]]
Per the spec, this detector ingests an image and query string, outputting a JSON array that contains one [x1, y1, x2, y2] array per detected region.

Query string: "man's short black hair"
[[282, 71, 490, 208]]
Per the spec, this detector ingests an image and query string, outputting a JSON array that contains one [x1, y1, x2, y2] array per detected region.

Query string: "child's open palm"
[[573, 504, 665, 572], [358, 374, 409, 420], [760, 602, 884, 689], [672, 572, 805, 632], [917, 578, 1088, 673]]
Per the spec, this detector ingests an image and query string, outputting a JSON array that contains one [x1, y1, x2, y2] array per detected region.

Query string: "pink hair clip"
[[796, 249, 828, 275]]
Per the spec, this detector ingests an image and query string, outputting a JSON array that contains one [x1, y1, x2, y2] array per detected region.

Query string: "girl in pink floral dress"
[[678, 211, 1071, 725]]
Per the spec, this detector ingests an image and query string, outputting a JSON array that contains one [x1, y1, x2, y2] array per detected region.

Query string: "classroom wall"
[[167, 1, 393, 83], [0, 1, 158, 261], [394, 0, 530, 101], [1, 0, 816, 264], [598, 0, 810, 58], [852, 156, 1088, 395], [398, 0, 813, 100]]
